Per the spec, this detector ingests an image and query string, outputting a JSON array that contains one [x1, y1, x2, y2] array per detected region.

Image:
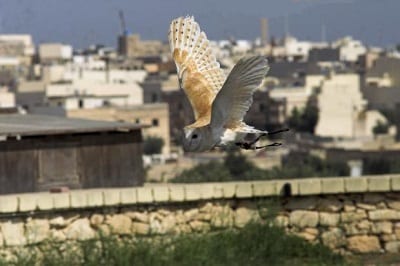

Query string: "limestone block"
[[385, 241, 400, 253], [169, 186, 185, 202], [53, 193, 70, 209], [236, 183, 253, 198], [106, 215, 132, 235], [388, 200, 400, 210], [210, 206, 233, 228], [189, 221, 210, 232], [347, 235, 381, 253], [321, 228, 346, 249], [321, 178, 345, 194], [368, 176, 391, 192], [341, 211, 367, 223], [286, 197, 317, 210], [86, 190, 104, 207], [0, 196, 18, 213], [221, 183, 236, 198], [274, 215, 289, 227], [161, 215, 176, 234], [70, 191, 87, 208], [289, 210, 319, 228], [120, 188, 137, 205], [234, 207, 256, 228], [391, 175, 400, 191], [213, 184, 224, 199], [295, 231, 317, 241], [18, 194, 37, 212], [363, 193, 385, 204], [49, 230, 66, 242], [298, 179, 321, 195], [36, 194, 54, 210], [355, 202, 376, 210], [317, 198, 343, 212], [184, 185, 201, 201], [369, 210, 400, 221], [26, 219, 50, 244], [200, 184, 215, 199], [103, 190, 121, 206], [90, 214, 104, 227], [395, 228, 400, 240], [345, 178, 367, 193], [137, 187, 153, 203], [252, 181, 276, 197], [128, 212, 149, 223], [1, 221, 26, 246], [132, 222, 150, 235], [153, 186, 170, 202], [184, 209, 199, 221], [319, 212, 340, 226], [50, 216, 66, 228], [65, 218, 95, 240], [372, 221, 393, 234]]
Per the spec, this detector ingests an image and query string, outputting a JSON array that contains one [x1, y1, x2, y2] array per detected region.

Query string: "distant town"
[[1, 17, 400, 190]]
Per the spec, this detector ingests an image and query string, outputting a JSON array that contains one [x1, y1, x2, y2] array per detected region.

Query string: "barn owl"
[[169, 16, 287, 152]]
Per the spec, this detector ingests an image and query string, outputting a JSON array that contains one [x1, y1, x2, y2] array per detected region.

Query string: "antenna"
[[119, 10, 128, 36], [321, 24, 327, 43], [284, 13, 290, 37]]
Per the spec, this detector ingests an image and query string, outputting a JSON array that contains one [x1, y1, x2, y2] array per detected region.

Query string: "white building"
[[333, 36, 367, 62], [0, 34, 35, 56], [39, 43, 73, 62], [0, 87, 15, 108], [315, 73, 390, 138]]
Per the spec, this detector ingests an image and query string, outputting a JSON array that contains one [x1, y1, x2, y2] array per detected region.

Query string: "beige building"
[[68, 103, 170, 155], [39, 43, 72, 63], [0, 86, 15, 108], [118, 34, 165, 57], [315, 73, 392, 138]]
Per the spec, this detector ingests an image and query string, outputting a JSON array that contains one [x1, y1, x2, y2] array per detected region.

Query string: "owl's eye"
[[192, 134, 198, 139]]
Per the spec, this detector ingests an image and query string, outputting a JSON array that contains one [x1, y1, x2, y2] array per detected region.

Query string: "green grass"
[[0, 223, 349, 266]]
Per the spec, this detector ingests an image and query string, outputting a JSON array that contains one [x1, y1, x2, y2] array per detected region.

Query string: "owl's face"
[[182, 127, 203, 152]]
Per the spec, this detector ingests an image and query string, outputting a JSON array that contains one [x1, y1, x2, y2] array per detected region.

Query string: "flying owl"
[[169, 16, 287, 152]]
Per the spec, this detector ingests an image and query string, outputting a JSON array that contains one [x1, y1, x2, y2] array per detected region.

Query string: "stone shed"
[[0, 114, 146, 194]]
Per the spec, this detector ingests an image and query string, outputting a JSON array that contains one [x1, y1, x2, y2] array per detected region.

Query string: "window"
[[135, 118, 140, 124], [152, 118, 159, 126], [78, 99, 84, 108]]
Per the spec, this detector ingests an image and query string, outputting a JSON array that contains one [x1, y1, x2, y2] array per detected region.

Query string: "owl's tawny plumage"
[[169, 16, 271, 152]]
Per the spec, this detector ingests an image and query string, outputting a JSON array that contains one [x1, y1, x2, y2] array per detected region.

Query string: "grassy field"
[[0, 222, 350, 266]]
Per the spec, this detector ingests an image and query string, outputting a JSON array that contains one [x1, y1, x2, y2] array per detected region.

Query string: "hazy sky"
[[0, 0, 398, 48]]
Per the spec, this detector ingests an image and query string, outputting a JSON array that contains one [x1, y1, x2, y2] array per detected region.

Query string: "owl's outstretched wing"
[[169, 16, 226, 127], [210, 56, 269, 131]]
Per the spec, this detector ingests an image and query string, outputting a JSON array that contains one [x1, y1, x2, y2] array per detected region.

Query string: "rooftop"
[[0, 114, 146, 138]]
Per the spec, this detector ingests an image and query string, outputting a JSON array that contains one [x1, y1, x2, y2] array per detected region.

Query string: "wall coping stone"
[[0, 175, 399, 214]]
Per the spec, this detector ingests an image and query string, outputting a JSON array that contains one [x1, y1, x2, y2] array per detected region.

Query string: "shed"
[[0, 114, 146, 194]]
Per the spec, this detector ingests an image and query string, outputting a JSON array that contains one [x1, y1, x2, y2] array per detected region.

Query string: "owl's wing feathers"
[[169, 16, 226, 126], [210, 56, 269, 133]]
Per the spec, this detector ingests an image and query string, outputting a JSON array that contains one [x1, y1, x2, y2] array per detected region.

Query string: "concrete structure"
[[0, 87, 15, 108], [0, 176, 400, 256], [260, 18, 269, 46], [0, 34, 35, 57], [118, 34, 164, 57], [315, 73, 389, 138], [39, 43, 72, 63], [333, 36, 367, 63], [67, 103, 171, 155], [0, 114, 146, 194]]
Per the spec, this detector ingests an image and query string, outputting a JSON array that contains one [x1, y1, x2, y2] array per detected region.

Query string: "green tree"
[[373, 120, 389, 135], [287, 99, 319, 134], [143, 136, 164, 155]]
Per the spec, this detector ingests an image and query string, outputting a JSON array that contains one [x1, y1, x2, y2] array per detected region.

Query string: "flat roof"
[[0, 114, 147, 138]]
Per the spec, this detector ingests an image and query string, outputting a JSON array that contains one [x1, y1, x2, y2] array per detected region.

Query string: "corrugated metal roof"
[[0, 114, 147, 138]]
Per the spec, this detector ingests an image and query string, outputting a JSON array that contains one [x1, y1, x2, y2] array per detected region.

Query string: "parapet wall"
[[1, 175, 400, 255]]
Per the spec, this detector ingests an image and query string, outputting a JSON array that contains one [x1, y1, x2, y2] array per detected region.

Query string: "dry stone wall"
[[0, 175, 400, 255]]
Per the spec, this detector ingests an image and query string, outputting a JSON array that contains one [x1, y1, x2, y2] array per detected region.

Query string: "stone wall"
[[0, 175, 400, 255]]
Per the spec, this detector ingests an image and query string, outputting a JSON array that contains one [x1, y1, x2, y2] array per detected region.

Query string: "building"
[[67, 103, 171, 155], [0, 114, 145, 194], [118, 34, 165, 57], [315, 73, 391, 138], [39, 43, 73, 63]]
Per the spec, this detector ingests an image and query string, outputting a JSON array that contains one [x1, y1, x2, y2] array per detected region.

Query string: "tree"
[[287, 99, 319, 134], [373, 120, 389, 135], [143, 136, 164, 155]]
